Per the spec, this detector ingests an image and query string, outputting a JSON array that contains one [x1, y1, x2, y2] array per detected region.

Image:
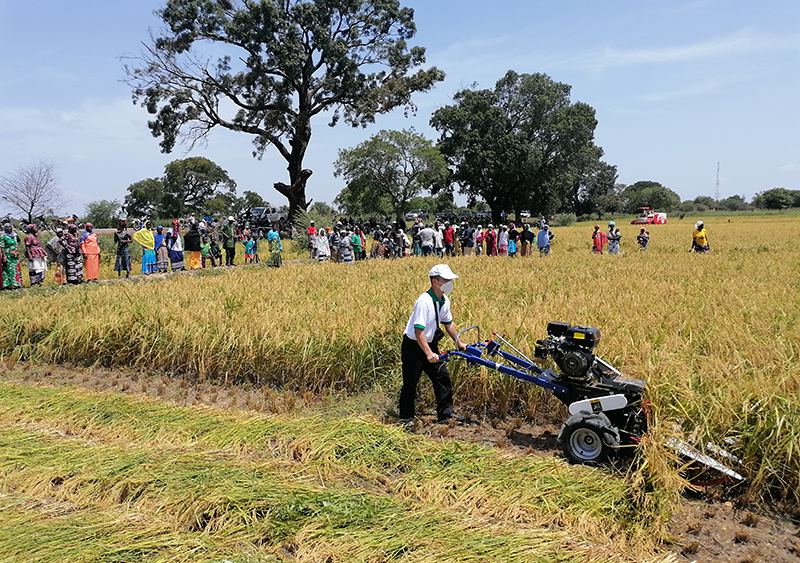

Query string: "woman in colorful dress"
[[63, 224, 84, 284], [166, 220, 185, 271], [1, 222, 23, 290], [133, 221, 157, 274], [266, 224, 283, 268], [154, 226, 169, 272], [113, 220, 133, 277], [24, 224, 48, 286], [80, 223, 101, 282]]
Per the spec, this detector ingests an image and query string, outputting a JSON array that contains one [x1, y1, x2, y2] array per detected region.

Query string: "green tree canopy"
[[572, 160, 619, 218], [430, 71, 602, 222], [84, 199, 122, 228], [753, 188, 794, 209], [123, 0, 444, 222], [334, 129, 449, 222], [123, 178, 165, 219], [162, 157, 236, 217], [621, 181, 681, 212]]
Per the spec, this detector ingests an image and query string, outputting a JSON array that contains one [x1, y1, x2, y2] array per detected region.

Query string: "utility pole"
[[715, 162, 721, 206]]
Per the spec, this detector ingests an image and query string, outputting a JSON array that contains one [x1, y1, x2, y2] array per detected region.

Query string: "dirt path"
[[1, 362, 797, 562]]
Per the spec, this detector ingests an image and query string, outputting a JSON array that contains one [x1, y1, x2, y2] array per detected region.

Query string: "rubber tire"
[[557, 411, 620, 464]]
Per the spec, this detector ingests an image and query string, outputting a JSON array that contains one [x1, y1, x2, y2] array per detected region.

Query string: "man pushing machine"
[[399, 264, 468, 428]]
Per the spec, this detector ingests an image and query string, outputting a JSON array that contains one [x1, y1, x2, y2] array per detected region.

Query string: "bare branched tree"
[[0, 160, 66, 224]]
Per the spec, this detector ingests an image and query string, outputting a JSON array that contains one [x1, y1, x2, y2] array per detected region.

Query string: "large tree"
[[123, 178, 166, 219], [430, 71, 601, 222], [0, 160, 65, 224], [334, 129, 448, 222], [621, 180, 681, 213], [84, 199, 123, 228], [124, 0, 444, 222], [162, 157, 236, 217]]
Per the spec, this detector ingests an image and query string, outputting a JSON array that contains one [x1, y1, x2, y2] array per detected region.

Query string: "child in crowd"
[[200, 235, 216, 268], [244, 235, 256, 264]]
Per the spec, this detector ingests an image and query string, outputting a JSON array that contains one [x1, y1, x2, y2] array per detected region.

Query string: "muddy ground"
[[1, 362, 798, 563]]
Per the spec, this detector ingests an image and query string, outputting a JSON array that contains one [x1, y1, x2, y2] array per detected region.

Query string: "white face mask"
[[440, 280, 454, 294]]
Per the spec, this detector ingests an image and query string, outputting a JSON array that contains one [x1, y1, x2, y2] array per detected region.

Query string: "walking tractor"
[[439, 322, 746, 481]]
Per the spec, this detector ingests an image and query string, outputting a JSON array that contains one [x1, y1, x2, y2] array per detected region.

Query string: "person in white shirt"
[[399, 264, 468, 426]]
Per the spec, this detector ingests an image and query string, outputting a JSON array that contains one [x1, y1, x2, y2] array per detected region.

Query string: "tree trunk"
[[274, 168, 313, 226]]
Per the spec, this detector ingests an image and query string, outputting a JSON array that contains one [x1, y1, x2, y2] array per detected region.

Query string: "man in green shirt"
[[221, 216, 237, 266]]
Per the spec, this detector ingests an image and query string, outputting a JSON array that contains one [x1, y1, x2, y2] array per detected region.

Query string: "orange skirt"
[[189, 251, 202, 270], [84, 254, 100, 280]]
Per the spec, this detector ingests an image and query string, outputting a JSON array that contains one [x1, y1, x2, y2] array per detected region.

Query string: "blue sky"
[[1, 0, 799, 216]]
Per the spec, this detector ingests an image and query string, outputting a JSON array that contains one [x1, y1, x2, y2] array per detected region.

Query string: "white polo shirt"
[[403, 289, 453, 342]]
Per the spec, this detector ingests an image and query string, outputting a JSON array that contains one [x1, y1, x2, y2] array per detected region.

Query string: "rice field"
[[0, 213, 798, 560]]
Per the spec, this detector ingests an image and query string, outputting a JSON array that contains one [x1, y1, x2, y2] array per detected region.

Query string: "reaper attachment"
[[441, 322, 745, 483]]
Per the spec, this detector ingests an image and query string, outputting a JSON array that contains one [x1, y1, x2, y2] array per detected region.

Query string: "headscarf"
[[133, 225, 155, 250]]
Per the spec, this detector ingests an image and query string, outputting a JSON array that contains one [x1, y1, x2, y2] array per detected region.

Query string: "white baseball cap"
[[428, 264, 459, 280]]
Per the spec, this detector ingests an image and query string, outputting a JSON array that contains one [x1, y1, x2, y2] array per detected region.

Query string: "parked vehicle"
[[405, 209, 428, 220], [631, 207, 667, 225], [249, 206, 288, 227]]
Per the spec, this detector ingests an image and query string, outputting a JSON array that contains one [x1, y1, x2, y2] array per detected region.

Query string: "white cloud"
[[571, 28, 800, 72], [780, 164, 797, 172]]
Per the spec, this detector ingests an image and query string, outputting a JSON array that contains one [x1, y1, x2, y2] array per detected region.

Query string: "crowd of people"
[[305, 218, 560, 262], [0, 216, 285, 290], [0, 215, 711, 290]]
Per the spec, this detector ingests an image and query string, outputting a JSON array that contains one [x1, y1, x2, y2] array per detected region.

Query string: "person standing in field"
[[507, 223, 519, 257], [133, 221, 157, 275], [63, 223, 84, 284], [45, 228, 66, 285], [314, 229, 330, 262], [691, 221, 710, 253], [24, 224, 48, 286], [443, 222, 456, 256], [460, 222, 474, 256], [80, 223, 101, 282], [398, 264, 468, 427], [537, 224, 554, 256], [497, 225, 509, 256], [307, 220, 317, 260], [474, 225, 484, 256], [113, 221, 133, 278], [592, 224, 608, 254], [351, 229, 363, 260], [637, 228, 650, 250], [433, 224, 444, 257], [221, 216, 236, 266], [607, 222, 621, 255], [166, 220, 185, 271], [484, 225, 497, 256], [520, 224, 534, 257], [418, 223, 436, 256], [266, 224, 283, 268], [154, 226, 169, 273], [0, 222, 23, 290], [184, 222, 202, 270], [243, 234, 256, 264]]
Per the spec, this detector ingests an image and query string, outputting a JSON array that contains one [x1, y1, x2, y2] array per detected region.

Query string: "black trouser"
[[225, 246, 235, 265], [399, 335, 454, 420]]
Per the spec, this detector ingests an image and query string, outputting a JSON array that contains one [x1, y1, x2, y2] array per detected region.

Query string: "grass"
[[0, 383, 665, 562], [0, 213, 798, 557]]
